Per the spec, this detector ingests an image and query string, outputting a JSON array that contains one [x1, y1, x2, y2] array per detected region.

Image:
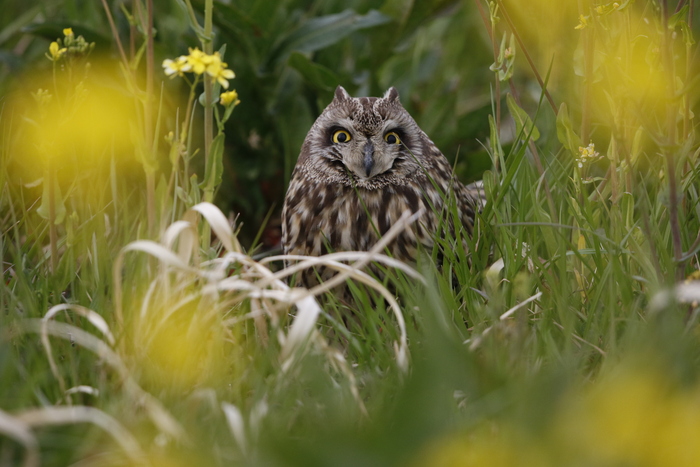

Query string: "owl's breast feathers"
[[281, 152, 483, 263]]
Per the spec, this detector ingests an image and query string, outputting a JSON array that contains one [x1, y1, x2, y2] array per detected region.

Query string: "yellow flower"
[[48, 41, 67, 61], [162, 56, 191, 77], [575, 14, 590, 30], [576, 142, 601, 168], [63, 28, 74, 37], [208, 64, 235, 89], [203, 52, 235, 88], [219, 90, 240, 106], [184, 49, 236, 88], [186, 47, 209, 75]]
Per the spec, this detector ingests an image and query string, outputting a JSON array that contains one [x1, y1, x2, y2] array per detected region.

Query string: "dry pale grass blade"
[[187, 202, 242, 253], [162, 219, 198, 264], [221, 402, 248, 456], [262, 252, 425, 284], [19, 319, 186, 441], [41, 304, 114, 398], [0, 409, 39, 467], [316, 338, 369, 417], [499, 291, 543, 320], [114, 239, 199, 325], [65, 386, 100, 396], [280, 293, 323, 364], [15, 406, 144, 463]]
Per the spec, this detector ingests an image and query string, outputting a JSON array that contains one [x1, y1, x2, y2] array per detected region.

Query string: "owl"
[[282, 86, 483, 282]]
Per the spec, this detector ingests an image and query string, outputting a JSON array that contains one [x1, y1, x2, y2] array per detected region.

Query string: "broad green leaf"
[[204, 132, 226, 191], [573, 38, 603, 82], [556, 103, 581, 154], [260, 9, 391, 73], [680, 21, 696, 46], [288, 52, 338, 91], [380, 0, 415, 26], [668, 4, 688, 30], [506, 94, 540, 142], [37, 177, 66, 225]]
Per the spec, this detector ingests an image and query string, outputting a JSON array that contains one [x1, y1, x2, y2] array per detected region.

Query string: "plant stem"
[[146, 0, 155, 236], [579, 4, 593, 144], [203, 0, 214, 174], [473, 0, 502, 135], [496, 0, 557, 115], [100, 0, 129, 70], [48, 168, 58, 274], [201, 0, 215, 249], [660, 0, 684, 280], [683, 0, 693, 140]]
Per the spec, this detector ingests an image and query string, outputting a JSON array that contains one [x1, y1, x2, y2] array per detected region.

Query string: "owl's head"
[[300, 86, 427, 187]]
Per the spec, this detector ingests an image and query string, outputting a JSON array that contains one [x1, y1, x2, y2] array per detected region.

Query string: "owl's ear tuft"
[[383, 87, 400, 102], [334, 86, 352, 102]]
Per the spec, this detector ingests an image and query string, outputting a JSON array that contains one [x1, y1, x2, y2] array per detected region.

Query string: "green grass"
[[2, 0, 700, 466]]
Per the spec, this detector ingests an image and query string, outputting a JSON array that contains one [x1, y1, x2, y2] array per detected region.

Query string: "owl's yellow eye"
[[385, 131, 401, 145], [332, 130, 352, 143]]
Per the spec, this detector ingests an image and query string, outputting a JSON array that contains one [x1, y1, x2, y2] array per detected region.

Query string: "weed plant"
[[1, 0, 700, 466]]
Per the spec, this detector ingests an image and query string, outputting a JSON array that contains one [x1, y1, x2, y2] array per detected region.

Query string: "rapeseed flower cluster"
[[46, 27, 94, 62], [576, 142, 602, 168], [163, 48, 235, 89]]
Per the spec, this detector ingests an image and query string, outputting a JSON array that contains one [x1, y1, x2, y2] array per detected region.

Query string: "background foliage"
[[2, 0, 700, 466]]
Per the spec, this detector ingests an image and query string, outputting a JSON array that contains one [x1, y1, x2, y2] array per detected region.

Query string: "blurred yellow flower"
[[162, 56, 191, 77], [208, 63, 235, 89], [166, 48, 236, 88], [31, 88, 52, 106], [186, 47, 209, 75], [577, 142, 601, 168], [63, 27, 74, 37], [575, 14, 590, 29], [48, 41, 67, 61], [220, 89, 240, 106]]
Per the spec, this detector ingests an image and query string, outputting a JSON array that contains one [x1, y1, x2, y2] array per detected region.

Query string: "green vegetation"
[[1, 0, 700, 465]]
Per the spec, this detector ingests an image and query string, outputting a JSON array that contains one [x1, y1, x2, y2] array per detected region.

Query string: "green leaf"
[[679, 21, 696, 46], [288, 52, 339, 91], [506, 94, 540, 142], [260, 9, 391, 73], [556, 103, 581, 154], [37, 177, 66, 225], [668, 4, 688, 30], [204, 132, 226, 191]]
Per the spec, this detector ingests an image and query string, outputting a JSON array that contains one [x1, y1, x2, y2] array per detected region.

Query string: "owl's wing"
[[464, 180, 486, 210]]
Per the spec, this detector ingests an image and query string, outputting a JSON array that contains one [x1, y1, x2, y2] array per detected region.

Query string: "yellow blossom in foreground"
[[48, 41, 67, 61], [31, 88, 53, 107], [575, 14, 590, 30], [219, 90, 240, 106], [63, 28, 74, 37], [162, 56, 191, 77]]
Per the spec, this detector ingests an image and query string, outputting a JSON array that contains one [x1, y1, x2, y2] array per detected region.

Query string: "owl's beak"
[[363, 141, 374, 177]]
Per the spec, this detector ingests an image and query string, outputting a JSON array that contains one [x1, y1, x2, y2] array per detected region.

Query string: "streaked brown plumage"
[[282, 86, 483, 282]]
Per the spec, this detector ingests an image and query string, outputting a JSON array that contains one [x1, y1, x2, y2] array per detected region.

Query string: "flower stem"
[[202, 0, 215, 247], [660, 0, 683, 281], [146, 0, 155, 236], [48, 167, 58, 274]]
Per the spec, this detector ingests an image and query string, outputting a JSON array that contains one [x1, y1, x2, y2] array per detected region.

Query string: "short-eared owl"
[[282, 86, 483, 268]]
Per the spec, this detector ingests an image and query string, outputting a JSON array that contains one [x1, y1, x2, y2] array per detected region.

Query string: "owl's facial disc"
[[334, 132, 400, 180]]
